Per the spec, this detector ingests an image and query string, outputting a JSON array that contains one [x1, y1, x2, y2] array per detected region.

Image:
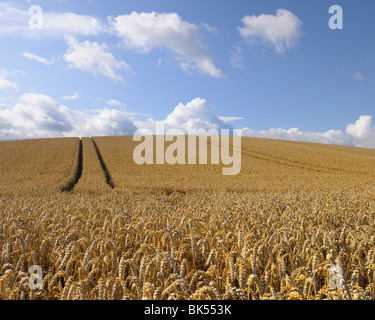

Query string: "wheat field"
[[0, 136, 375, 300]]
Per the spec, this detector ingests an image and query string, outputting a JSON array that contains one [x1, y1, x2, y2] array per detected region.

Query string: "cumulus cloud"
[[1, 92, 375, 150], [239, 9, 303, 54], [63, 36, 133, 82], [23, 52, 55, 65], [110, 11, 223, 78], [1, 95, 234, 140], [345, 115, 375, 148], [0, 79, 19, 92], [0, 94, 73, 140], [1, 4, 222, 79], [135, 98, 232, 134], [0, 93, 136, 140], [73, 108, 137, 138], [164, 98, 232, 131]]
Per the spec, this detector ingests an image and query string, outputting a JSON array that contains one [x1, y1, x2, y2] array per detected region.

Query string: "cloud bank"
[[242, 115, 375, 148], [0, 95, 233, 140], [0, 93, 136, 140], [1, 93, 374, 149]]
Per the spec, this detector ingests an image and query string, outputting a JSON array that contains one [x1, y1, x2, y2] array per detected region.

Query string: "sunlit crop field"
[[0, 136, 375, 300]]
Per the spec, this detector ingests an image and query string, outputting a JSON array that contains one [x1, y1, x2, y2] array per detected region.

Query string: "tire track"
[[61, 138, 83, 192], [91, 138, 115, 189], [61, 138, 115, 192]]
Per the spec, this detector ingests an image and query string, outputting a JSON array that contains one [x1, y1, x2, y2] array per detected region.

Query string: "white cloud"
[[0, 93, 137, 140], [241, 115, 375, 149], [352, 72, 364, 81], [133, 100, 375, 149], [0, 79, 19, 92], [1, 94, 235, 140], [239, 9, 303, 54], [72, 108, 137, 138], [23, 52, 55, 65], [1, 91, 375, 150], [63, 36, 133, 83], [230, 46, 245, 69], [164, 98, 232, 132], [106, 99, 126, 107], [61, 92, 80, 101], [0, 3, 105, 37], [0, 69, 25, 79], [0, 2, 28, 35], [219, 116, 245, 122], [135, 97, 232, 134], [110, 11, 223, 78], [0, 93, 73, 140], [43, 12, 105, 36], [241, 127, 349, 146], [201, 22, 218, 34], [345, 115, 375, 147]]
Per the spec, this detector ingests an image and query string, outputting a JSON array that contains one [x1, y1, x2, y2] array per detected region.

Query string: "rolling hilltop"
[[1, 136, 375, 195]]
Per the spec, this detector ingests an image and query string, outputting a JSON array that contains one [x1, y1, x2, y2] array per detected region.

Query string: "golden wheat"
[[0, 136, 375, 300]]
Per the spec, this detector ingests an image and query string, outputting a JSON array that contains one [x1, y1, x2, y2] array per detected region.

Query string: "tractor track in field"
[[91, 138, 115, 189], [61, 138, 83, 192], [61, 137, 114, 192]]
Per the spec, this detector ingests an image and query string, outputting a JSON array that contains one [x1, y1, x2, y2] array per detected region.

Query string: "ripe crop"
[[0, 136, 375, 300]]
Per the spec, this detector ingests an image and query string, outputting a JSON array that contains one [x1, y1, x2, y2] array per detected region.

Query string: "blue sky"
[[1, 0, 375, 147]]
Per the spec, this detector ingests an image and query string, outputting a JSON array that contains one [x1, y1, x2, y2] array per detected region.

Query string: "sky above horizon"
[[1, 0, 375, 148]]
